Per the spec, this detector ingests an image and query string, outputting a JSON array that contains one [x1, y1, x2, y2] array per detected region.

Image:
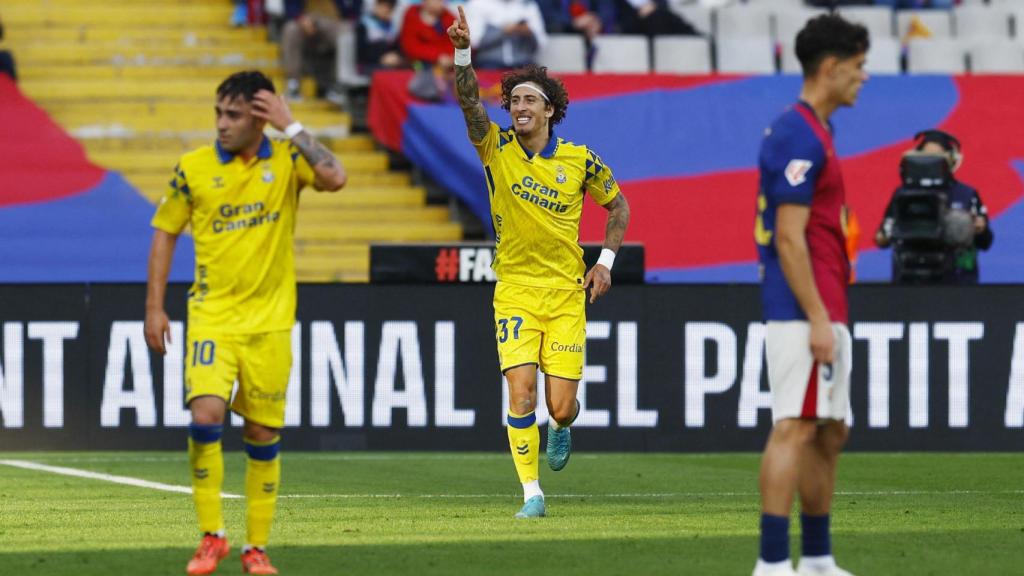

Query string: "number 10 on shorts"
[[497, 317, 523, 343], [191, 340, 216, 366]]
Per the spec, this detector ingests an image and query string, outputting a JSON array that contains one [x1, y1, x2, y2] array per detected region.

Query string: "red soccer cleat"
[[186, 534, 229, 576], [241, 547, 279, 575]]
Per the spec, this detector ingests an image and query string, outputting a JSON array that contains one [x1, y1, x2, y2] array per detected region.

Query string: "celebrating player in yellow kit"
[[448, 7, 631, 518], [143, 71, 346, 575]]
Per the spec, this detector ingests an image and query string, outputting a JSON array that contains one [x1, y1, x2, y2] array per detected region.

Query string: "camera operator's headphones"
[[914, 129, 963, 173]]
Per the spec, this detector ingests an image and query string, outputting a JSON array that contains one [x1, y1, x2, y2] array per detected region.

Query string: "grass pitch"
[[0, 452, 1021, 575]]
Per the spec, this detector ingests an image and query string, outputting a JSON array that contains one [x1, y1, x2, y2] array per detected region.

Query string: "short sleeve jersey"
[[473, 122, 620, 290], [755, 102, 850, 323], [151, 137, 315, 333]]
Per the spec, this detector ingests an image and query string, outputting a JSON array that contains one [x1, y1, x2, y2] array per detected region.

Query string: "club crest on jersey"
[[784, 159, 813, 187], [555, 166, 567, 184], [261, 165, 274, 183], [212, 176, 225, 189]]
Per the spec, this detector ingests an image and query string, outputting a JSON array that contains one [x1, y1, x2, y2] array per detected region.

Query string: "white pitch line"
[[277, 489, 1024, 500], [0, 459, 242, 499]]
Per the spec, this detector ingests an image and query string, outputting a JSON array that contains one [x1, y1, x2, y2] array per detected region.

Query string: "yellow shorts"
[[493, 281, 586, 381], [185, 329, 292, 429]]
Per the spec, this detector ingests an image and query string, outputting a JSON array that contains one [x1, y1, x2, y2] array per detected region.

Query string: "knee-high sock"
[[244, 436, 281, 548], [189, 424, 225, 535], [507, 411, 539, 485]]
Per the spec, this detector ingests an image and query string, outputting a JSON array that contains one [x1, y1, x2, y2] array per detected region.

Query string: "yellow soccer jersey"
[[474, 122, 620, 290], [151, 137, 314, 333]]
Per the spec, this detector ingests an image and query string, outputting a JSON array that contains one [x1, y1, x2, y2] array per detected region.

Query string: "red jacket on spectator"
[[399, 6, 456, 64]]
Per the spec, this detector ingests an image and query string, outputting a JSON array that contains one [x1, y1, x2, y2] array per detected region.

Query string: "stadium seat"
[[907, 38, 967, 74], [537, 34, 587, 74], [666, 1, 713, 36], [591, 35, 651, 73], [774, 8, 828, 46], [969, 41, 1024, 73], [897, 10, 953, 39], [716, 36, 775, 74], [953, 6, 1013, 39], [837, 6, 895, 38], [864, 36, 903, 75], [653, 36, 712, 74], [716, 5, 774, 39]]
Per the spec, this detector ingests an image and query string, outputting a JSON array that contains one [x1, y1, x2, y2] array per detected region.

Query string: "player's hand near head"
[[447, 6, 471, 49], [251, 89, 294, 133], [583, 264, 611, 304], [809, 317, 835, 364], [144, 307, 171, 356]]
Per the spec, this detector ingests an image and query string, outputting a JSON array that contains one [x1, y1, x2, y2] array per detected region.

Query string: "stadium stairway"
[[3, 0, 462, 282]]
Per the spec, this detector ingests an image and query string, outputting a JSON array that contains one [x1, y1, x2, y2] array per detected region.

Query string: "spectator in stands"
[[464, 0, 547, 69], [536, 0, 617, 40], [0, 16, 16, 82], [359, 0, 405, 72], [400, 0, 457, 66], [281, 0, 362, 100], [614, 0, 701, 38]]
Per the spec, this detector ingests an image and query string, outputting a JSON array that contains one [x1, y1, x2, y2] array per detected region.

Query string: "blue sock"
[[801, 513, 831, 557], [760, 513, 790, 563]]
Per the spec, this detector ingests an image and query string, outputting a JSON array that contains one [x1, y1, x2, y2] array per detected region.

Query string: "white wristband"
[[596, 248, 616, 271], [454, 47, 471, 67], [284, 121, 304, 139]]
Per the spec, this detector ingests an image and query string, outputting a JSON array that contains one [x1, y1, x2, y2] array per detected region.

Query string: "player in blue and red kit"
[[752, 13, 869, 576]]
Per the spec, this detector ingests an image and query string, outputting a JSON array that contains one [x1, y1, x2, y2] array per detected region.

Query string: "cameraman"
[[874, 130, 993, 284]]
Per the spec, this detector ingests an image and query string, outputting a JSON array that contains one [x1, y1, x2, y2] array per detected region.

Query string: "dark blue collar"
[[216, 136, 272, 164], [517, 130, 559, 160]]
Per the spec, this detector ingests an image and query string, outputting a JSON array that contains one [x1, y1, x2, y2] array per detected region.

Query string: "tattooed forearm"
[[603, 194, 631, 252], [292, 131, 347, 191], [455, 64, 490, 143], [292, 131, 336, 169]]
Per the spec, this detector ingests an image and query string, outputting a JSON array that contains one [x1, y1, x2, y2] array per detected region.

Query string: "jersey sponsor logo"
[[212, 202, 281, 234], [550, 341, 584, 353], [604, 175, 616, 194], [247, 385, 286, 403], [509, 175, 569, 214], [784, 159, 813, 187]]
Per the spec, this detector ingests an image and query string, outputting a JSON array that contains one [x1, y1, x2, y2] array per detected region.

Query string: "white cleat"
[[753, 559, 798, 576], [796, 557, 855, 576]]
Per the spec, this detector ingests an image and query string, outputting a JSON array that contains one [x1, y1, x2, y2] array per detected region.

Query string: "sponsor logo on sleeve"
[[785, 159, 813, 187]]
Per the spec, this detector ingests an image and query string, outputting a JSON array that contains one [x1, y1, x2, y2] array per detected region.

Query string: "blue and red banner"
[[368, 71, 1024, 283], [0, 76, 193, 282]]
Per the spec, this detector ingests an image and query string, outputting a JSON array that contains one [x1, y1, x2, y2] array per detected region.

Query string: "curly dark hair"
[[795, 14, 870, 78], [216, 70, 275, 102], [500, 65, 569, 133]]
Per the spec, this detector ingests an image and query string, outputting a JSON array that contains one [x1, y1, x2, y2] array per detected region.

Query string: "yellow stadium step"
[[296, 207, 451, 225], [5, 27, 266, 45], [22, 78, 300, 100], [82, 135, 376, 154], [293, 253, 368, 269], [20, 65, 283, 82], [294, 244, 369, 260], [294, 223, 463, 243], [13, 44, 277, 66], [57, 116, 348, 136], [3, 7, 233, 27], [88, 151, 388, 174], [295, 268, 369, 283], [42, 101, 345, 119]]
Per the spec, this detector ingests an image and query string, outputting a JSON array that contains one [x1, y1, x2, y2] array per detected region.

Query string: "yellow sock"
[[244, 435, 281, 548], [507, 411, 539, 484], [188, 424, 225, 534]]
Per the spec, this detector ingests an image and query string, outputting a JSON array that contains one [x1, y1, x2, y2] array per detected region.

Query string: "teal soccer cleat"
[[546, 425, 572, 471], [514, 495, 546, 519]]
